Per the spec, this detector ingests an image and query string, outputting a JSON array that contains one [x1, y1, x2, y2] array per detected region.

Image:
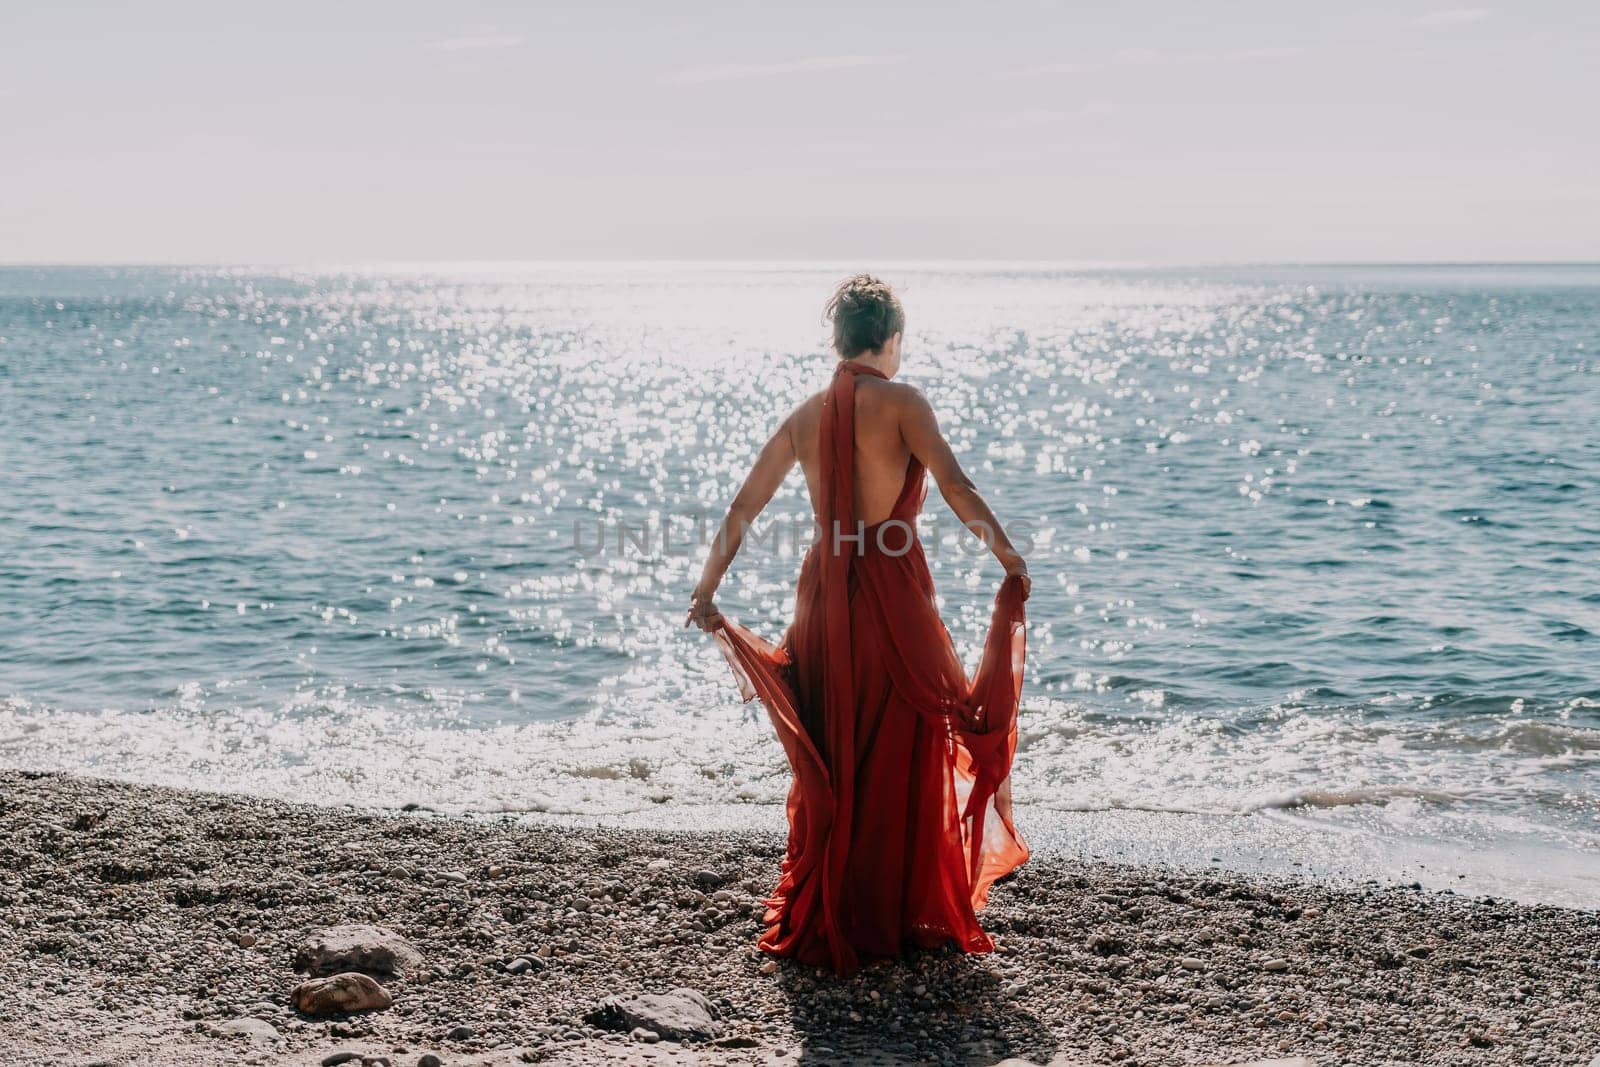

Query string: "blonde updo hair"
[[824, 274, 905, 359]]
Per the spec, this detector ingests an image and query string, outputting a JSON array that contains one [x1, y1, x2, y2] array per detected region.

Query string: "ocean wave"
[[1248, 785, 1477, 811]]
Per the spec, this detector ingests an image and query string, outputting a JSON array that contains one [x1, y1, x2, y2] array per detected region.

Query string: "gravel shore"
[[1, 769, 1595, 1067]]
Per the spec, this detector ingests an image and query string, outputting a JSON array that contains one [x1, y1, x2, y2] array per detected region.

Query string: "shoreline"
[[6, 730, 1594, 912], [511, 801, 1599, 913], [1, 768, 1596, 1067]]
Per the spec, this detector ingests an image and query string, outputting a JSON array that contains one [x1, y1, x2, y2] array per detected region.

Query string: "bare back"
[[787, 375, 913, 526], [688, 357, 1029, 624]]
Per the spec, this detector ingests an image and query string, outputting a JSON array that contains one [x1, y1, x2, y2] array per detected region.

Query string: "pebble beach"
[[2, 769, 1595, 1067]]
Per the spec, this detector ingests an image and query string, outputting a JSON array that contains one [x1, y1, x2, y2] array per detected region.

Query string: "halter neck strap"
[[835, 360, 888, 381]]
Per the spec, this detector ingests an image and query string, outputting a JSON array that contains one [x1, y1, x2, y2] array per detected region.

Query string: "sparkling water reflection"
[[1, 264, 1597, 892]]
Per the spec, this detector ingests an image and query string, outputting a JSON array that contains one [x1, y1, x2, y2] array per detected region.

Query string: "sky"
[[1, 0, 1597, 264]]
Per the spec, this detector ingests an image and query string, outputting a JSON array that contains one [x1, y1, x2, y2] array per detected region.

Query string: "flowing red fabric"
[[712, 361, 1029, 974]]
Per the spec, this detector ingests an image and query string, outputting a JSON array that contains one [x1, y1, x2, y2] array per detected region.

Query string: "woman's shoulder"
[[783, 390, 826, 452], [858, 377, 930, 419], [856, 375, 922, 402]]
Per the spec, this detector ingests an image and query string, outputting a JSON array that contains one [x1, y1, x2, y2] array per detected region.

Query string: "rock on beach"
[[584, 987, 723, 1042], [294, 924, 425, 977], [291, 972, 394, 1015], [205, 1017, 282, 1042]]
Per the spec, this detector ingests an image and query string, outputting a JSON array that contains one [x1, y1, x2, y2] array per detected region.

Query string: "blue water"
[[2, 264, 1597, 902]]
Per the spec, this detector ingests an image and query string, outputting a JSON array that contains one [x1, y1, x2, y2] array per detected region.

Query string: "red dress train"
[[712, 361, 1029, 975]]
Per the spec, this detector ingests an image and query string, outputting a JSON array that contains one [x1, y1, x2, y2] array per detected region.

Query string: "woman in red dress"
[[686, 275, 1031, 975]]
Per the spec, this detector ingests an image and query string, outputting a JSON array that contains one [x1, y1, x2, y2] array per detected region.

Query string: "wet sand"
[[1, 769, 1595, 1066]]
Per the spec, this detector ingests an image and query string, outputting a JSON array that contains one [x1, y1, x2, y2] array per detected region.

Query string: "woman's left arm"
[[686, 418, 797, 632]]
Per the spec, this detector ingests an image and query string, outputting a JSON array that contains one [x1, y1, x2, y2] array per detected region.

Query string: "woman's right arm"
[[686, 418, 797, 631], [898, 387, 1030, 595]]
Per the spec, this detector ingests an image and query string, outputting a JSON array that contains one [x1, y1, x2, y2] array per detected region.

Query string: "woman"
[[686, 275, 1031, 975]]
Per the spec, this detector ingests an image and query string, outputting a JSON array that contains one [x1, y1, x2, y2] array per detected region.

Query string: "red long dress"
[[712, 360, 1029, 975]]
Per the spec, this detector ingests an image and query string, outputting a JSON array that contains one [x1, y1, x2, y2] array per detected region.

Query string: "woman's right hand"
[[684, 588, 726, 633], [1004, 558, 1032, 599]]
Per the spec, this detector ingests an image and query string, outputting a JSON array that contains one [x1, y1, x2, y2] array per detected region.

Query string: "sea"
[[2, 263, 1596, 907]]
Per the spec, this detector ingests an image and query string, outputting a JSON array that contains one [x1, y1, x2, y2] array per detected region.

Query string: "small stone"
[[236, 932, 257, 948], [630, 1027, 661, 1044], [435, 870, 469, 885], [585, 988, 723, 1042], [1180, 957, 1205, 971], [1087, 932, 1127, 955], [506, 956, 539, 975], [295, 925, 424, 978], [694, 869, 725, 887], [1262, 958, 1290, 972], [446, 1025, 473, 1041], [417, 1056, 444, 1067], [208, 1018, 280, 1042], [321, 1053, 362, 1067], [758, 960, 779, 975], [487, 864, 505, 879], [291, 973, 393, 1016]]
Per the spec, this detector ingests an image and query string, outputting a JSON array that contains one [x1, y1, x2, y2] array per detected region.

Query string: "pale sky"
[[1, 0, 1596, 264]]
